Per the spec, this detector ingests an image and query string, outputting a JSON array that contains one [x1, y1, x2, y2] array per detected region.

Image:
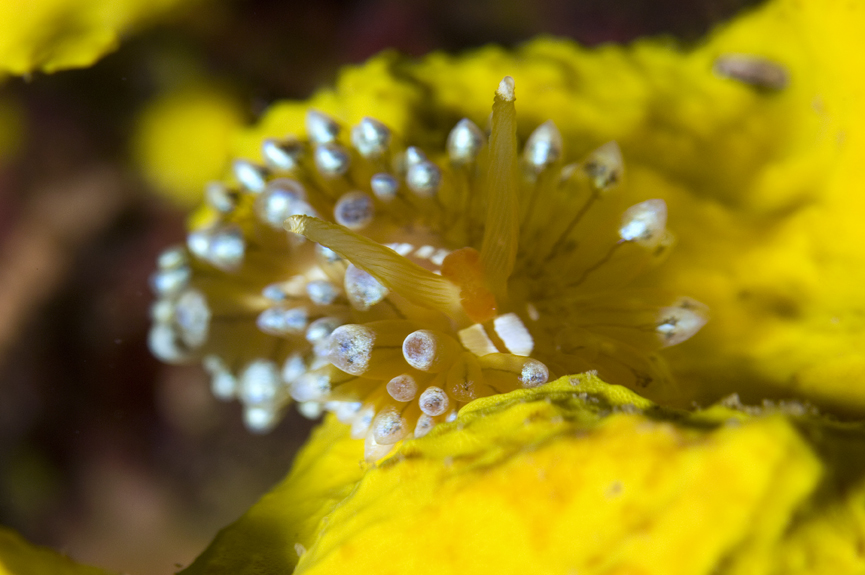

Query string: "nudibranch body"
[[149, 77, 707, 460]]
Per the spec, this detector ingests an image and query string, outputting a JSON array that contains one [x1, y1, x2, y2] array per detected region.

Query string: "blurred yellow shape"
[[134, 84, 246, 207], [0, 526, 114, 575], [0, 0, 196, 75]]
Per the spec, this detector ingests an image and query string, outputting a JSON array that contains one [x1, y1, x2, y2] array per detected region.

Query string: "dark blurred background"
[[0, 0, 760, 573]]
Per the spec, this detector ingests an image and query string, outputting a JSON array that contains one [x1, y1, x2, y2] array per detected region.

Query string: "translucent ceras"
[[148, 76, 708, 460]]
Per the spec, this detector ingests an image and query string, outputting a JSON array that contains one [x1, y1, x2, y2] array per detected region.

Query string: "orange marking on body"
[[441, 247, 497, 324]]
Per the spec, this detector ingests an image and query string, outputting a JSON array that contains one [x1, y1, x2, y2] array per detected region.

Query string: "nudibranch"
[[148, 76, 707, 460]]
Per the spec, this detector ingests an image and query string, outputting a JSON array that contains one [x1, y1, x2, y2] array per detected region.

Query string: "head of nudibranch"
[[148, 76, 708, 460]]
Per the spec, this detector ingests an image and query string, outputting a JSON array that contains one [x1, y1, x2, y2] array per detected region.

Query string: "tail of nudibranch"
[[148, 76, 707, 460]]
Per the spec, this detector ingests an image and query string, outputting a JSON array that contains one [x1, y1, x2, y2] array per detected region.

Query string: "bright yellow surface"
[[0, 0, 195, 75], [0, 527, 114, 575], [232, 0, 865, 414], [183, 375, 865, 574]]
